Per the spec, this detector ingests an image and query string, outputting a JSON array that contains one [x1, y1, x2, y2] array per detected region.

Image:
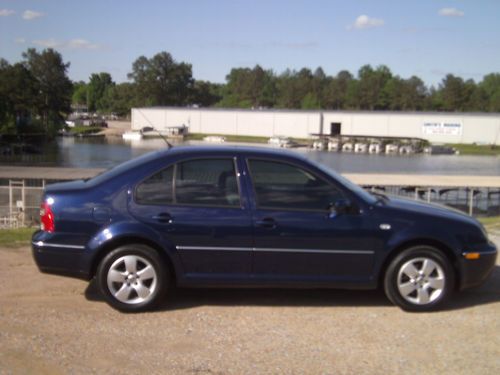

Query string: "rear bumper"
[[459, 242, 497, 290], [31, 231, 92, 280]]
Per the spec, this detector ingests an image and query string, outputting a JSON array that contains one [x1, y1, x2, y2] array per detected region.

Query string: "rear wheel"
[[384, 246, 454, 311], [97, 244, 168, 312]]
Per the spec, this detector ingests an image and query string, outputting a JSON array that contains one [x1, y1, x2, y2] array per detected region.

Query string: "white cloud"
[[23, 10, 45, 20], [33, 38, 59, 48], [0, 9, 15, 16], [67, 39, 100, 49], [15, 37, 26, 44], [350, 15, 385, 30], [33, 38, 100, 50], [438, 8, 464, 17]]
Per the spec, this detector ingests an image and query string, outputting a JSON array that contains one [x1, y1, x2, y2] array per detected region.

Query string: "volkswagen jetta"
[[32, 146, 497, 312]]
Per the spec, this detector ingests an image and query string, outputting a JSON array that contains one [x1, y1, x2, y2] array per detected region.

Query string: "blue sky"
[[1, 0, 499, 86]]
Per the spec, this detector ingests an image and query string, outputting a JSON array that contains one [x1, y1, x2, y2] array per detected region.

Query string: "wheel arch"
[[89, 235, 177, 284], [378, 238, 460, 290]]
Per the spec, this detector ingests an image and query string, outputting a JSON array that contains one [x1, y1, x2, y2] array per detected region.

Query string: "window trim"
[[133, 156, 244, 209], [246, 157, 346, 213]]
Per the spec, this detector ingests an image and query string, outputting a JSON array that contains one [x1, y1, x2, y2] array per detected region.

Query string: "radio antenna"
[[136, 109, 174, 149]]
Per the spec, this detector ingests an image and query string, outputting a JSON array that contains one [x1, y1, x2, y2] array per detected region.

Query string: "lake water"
[[54, 137, 500, 176]]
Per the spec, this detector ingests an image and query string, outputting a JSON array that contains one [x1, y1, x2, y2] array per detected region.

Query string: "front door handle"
[[152, 212, 173, 224], [255, 217, 276, 229]]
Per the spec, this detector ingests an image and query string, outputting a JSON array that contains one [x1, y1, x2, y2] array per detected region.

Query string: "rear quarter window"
[[135, 166, 174, 205]]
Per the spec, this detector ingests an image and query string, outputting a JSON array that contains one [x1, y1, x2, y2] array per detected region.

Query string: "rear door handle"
[[255, 217, 276, 229], [152, 212, 173, 223]]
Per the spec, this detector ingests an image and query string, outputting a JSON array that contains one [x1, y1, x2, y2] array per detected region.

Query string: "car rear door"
[[128, 155, 253, 282], [245, 157, 378, 284]]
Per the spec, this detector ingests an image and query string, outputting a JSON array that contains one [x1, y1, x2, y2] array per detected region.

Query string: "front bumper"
[[459, 241, 497, 290], [31, 230, 91, 280]]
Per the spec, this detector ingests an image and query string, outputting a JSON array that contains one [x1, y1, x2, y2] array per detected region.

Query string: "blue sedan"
[[32, 146, 497, 312]]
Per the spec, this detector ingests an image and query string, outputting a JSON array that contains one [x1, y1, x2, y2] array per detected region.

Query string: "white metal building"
[[131, 107, 500, 145]]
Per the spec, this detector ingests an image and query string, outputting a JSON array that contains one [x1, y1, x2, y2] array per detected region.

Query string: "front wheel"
[[384, 246, 455, 312], [97, 244, 168, 312]]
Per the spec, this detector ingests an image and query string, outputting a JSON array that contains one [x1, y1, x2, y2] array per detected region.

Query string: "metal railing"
[[0, 178, 498, 229]]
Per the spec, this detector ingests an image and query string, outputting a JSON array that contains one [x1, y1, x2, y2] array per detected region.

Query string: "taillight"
[[40, 201, 55, 232]]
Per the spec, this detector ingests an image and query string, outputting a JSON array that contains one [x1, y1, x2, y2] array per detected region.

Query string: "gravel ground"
[[0, 237, 499, 374]]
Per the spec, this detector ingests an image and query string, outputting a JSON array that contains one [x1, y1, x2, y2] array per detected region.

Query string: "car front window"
[[248, 159, 344, 211]]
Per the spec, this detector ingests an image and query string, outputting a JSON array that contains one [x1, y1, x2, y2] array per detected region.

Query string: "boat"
[[342, 142, 354, 152], [268, 136, 294, 148], [399, 145, 415, 154], [203, 136, 226, 143], [327, 140, 341, 151], [354, 143, 368, 153], [368, 143, 382, 153], [312, 139, 326, 150], [122, 131, 143, 141], [385, 144, 399, 154]]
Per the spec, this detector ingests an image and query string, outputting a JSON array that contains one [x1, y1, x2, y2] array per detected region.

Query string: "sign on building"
[[422, 122, 462, 136]]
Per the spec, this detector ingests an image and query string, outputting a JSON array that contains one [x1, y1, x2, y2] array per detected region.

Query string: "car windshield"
[[310, 161, 378, 204]]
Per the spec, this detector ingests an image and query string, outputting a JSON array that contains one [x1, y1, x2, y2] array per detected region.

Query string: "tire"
[[97, 244, 168, 312], [383, 246, 455, 312]]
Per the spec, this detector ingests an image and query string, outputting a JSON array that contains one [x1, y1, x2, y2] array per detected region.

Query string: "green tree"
[[87, 73, 114, 112], [219, 65, 276, 108], [301, 92, 321, 109], [72, 81, 88, 107], [479, 73, 500, 112], [467, 86, 489, 111], [128, 52, 194, 106], [275, 68, 313, 109], [437, 74, 471, 111], [191, 80, 222, 107], [0, 59, 12, 131], [311, 67, 327, 108], [22, 48, 73, 134], [323, 70, 353, 109], [101, 82, 137, 117], [356, 65, 393, 110], [382, 76, 427, 111], [0, 61, 38, 132]]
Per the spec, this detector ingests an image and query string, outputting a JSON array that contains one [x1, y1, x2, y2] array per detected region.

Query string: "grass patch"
[[68, 126, 103, 135], [0, 227, 36, 247], [448, 144, 500, 156], [479, 216, 500, 233], [186, 133, 311, 144], [186, 133, 269, 143]]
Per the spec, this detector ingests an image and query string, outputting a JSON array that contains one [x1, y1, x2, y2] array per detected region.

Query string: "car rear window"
[[134, 158, 240, 207], [175, 159, 240, 207]]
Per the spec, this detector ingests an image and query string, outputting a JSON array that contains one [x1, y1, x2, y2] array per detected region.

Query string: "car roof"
[[155, 145, 307, 160], [87, 145, 308, 187]]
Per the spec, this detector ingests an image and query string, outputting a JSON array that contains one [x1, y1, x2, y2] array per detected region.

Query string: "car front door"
[[246, 158, 379, 284], [128, 156, 253, 282]]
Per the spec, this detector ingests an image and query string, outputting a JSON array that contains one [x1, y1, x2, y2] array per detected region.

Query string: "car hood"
[[382, 195, 479, 226]]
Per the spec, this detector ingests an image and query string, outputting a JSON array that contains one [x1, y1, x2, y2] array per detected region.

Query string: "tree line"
[[0, 49, 72, 135], [1, 48, 500, 135]]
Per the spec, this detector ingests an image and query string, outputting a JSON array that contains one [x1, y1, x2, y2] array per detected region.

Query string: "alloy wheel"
[[106, 255, 158, 305]]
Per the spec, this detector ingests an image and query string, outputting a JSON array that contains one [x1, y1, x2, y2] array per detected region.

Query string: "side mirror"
[[328, 199, 353, 218]]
